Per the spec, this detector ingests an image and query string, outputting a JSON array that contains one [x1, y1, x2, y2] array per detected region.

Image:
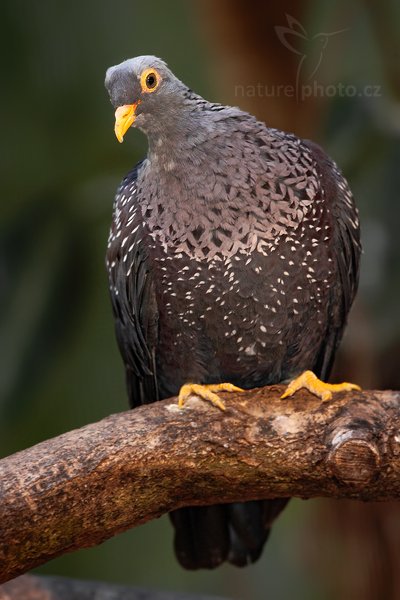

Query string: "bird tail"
[[169, 499, 289, 569]]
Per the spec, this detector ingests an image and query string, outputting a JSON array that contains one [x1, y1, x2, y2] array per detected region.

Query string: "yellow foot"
[[178, 383, 244, 411], [281, 370, 361, 402]]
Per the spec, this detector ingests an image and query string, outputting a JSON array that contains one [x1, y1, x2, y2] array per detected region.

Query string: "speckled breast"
[[147, 198, 335, 395]]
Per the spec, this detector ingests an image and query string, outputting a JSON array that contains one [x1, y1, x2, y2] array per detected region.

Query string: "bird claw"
[[178, 383, 244, 411], [281, 370, 361, 402]]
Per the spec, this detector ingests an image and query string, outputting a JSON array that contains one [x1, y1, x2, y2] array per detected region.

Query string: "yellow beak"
[[114, 101, 140, 143]]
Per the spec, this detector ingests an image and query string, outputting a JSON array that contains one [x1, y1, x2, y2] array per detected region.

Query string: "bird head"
[[105, 55, 185, 143]]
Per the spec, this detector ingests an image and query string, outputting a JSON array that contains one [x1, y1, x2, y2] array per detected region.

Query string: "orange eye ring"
[[140, 68, 161, 93]]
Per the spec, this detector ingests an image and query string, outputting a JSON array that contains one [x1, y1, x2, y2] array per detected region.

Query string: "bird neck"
[[146, 111, 212, 165]]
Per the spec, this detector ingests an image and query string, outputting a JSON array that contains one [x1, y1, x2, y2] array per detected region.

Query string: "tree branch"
[[0, 386, 399, 583], [0, 575, 231, 600]]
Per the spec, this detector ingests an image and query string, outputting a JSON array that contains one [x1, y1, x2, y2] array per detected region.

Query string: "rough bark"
[[0, 386, 399, 584]]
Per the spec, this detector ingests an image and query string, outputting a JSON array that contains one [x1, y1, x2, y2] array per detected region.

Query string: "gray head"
[[105, 55, 188, 142]]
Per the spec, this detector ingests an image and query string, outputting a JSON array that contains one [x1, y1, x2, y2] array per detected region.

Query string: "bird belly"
[[152, 249, 329, 398]]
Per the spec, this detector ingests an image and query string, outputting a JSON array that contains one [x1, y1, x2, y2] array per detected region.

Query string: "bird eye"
[[146, 73, 157, 89], [140, 68, 161, 93]]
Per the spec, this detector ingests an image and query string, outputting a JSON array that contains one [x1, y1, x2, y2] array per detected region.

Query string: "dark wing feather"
[[306, 141, 361, 379], [107, 162, 159, 407]]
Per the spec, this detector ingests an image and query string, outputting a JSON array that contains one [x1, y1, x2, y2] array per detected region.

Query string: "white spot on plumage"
[[244, 344, 256, 356]]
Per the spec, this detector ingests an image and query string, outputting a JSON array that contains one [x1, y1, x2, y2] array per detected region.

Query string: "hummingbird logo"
[[275, 14, 348, 100]]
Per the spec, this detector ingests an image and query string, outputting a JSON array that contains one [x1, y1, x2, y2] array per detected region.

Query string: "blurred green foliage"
[[0, 1, 399, 599]]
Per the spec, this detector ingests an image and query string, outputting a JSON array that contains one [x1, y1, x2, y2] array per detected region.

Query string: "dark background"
[[1, 1, 399, 599]]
